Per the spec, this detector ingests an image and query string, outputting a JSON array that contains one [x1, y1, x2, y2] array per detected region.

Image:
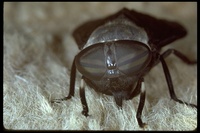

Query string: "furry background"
[[3, 2, 197, 130]]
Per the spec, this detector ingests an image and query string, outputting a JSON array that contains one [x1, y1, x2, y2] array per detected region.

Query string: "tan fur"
[[4, 2, 197, 130]]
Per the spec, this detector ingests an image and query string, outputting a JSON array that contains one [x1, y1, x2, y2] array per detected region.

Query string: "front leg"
[[79, 77, 89, 117], [126, 78, 146, 128], [136, 80, 147, 128], [127, 78, 144, 100], [51, 56, 76, 103]]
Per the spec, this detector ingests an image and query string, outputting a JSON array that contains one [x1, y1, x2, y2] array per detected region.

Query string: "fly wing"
[[72, 10, 128, 49], [73, 8, 187, 50], [73, 19, 104, 50], [123, 8, 187, 49]]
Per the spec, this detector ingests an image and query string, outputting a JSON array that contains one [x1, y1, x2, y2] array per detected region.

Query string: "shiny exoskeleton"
[[52, 8, 197, 128]]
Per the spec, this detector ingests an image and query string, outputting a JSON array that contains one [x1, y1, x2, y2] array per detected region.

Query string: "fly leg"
[[159, 54, 197, 108], [136, 80, 147, 128], [162, 49, 196, 64], [79, 77, 89, 117], [127, 78, 144, 100], [51, 56, 76, 103], [127, 78, 147, 128], [152, 49, 196, 67]]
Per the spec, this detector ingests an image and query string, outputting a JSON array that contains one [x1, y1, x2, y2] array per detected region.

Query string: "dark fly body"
[[52, 8, 197, 128]]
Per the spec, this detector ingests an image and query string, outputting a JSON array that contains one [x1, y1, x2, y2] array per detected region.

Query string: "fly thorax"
[[83, 14, 149, 49]]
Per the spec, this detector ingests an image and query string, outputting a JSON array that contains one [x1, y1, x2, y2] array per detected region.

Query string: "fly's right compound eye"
[[75, 44, 107, 80], [75, 40, 151, 81]]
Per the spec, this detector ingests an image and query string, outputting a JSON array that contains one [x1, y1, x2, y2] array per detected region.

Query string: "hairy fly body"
[[52, 8, 197, 128]]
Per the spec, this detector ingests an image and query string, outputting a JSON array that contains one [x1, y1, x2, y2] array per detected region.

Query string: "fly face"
[[75, 40, 151, 104], [75, 13, 151, 99]]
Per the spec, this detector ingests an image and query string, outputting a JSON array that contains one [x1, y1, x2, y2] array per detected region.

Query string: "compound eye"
[[75, 44, 106, 80], [115, 41, 150, 76], [76, 41, 151, 80]]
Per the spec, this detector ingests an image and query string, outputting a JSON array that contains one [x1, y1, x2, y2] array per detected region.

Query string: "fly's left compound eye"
[[115, 40, 151, 76]]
